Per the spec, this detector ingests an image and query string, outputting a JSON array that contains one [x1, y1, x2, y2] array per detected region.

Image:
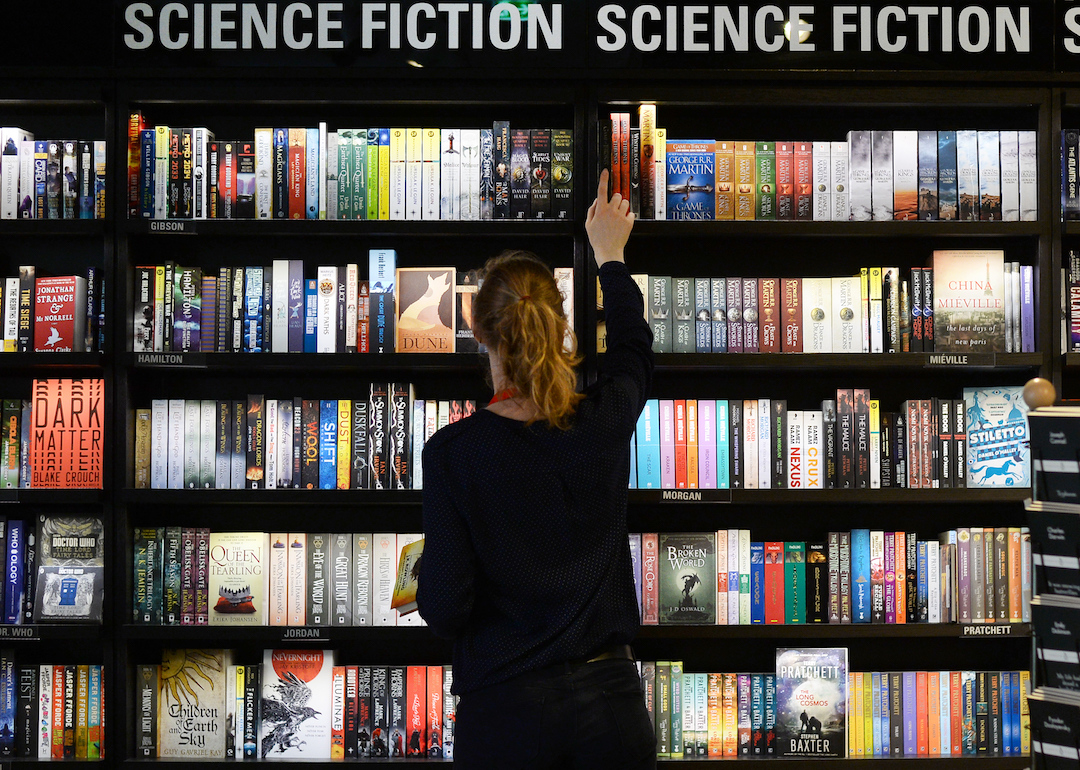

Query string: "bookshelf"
[[7, 9, 1080, 765]]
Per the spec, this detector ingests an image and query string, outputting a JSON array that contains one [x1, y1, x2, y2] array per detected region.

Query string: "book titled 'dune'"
[[774, 647, 847, 758]]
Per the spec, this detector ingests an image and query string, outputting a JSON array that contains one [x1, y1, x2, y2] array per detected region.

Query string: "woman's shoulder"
[[423, 409, 492, 454]]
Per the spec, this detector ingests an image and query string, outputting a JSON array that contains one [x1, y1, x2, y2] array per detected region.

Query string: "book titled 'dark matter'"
[[29, 379, 105, 488]]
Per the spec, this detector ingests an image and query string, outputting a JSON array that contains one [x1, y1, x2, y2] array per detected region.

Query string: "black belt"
[[585, 643, 635, 664]]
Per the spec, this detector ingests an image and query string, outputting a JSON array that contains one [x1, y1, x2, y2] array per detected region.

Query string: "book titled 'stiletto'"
[[29, 379, 105, 488]]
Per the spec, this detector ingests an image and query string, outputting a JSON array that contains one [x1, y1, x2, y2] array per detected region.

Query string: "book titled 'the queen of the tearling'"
[[774, 647, 847, 758]]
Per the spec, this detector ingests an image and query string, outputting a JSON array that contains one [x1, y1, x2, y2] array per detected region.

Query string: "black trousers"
[[452, 657, 656, 769]]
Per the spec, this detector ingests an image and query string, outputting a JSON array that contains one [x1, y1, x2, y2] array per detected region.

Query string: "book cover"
[[29, 379, 105, 488], [932, 249, 1006, 352], [658, 532, 716, 624], [938, 130, 958, 220], [395, 267, 454, 354], [918, 130, 939, 220], [158, 649, 229, 759], [34, 275, 87, 353], [259, 649, 335, 759], [33, 515, 104, 623], [391, 537, 423, 615], [774, 647, 847, 757], [207, 531, 269, 626], [963, 385, 1029, 487], [847, 131, 871, 221], [871, 130, 893, 220], [893, 130, 918, 220], [957, 129, 980, 220], [666, 140, 715, 220]]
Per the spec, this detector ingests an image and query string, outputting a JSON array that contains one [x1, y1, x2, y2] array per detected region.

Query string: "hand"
[[585, 169, 635, 267]]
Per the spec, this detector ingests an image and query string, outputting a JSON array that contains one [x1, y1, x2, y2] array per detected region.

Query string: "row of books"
[[127, 114, 573, 221], [609, 106, 1037, 221], [0, 661, 104, 759], [0, 130, 107, 219], [631, 528, 1031, 627], [131, 253, 537, 355], [629, 386, 1030, 491], [133, 389, 473, 491], [0, 516, 104, 626], [626, 252, 1032, 356], [641, 659, 1030, 760], [1, 267, 106, 353], [132, 529, 426, 628], [0, 379, 106, 490], [136, 649, 455, 761]]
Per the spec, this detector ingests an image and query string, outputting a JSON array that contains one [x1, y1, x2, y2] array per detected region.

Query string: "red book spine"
[[782, 278, 802, 352], [406, 665, 427, 756], [128, 111, 144, 217], [618, 113, 631, 200], [181, 527, 196, 625], [916, 669, 929, 755], [764, 542, 785, 623], [642, 532, 659, 625], [195, 527, 209, 625], [758, 278, 780, 353], [674, 399, 687, 489], [609, 113, 622, 198]]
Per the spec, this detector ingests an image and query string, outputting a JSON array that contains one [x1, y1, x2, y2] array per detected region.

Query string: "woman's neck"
[[486, 352, 539, 422]]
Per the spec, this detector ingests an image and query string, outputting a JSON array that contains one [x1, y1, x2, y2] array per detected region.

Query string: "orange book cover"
[[331, 666, 346, 759], [722, 673, 737, 756], [674, 399, 687, 488], [1008, 527, 1022, 621], [30, 378, 105, 488], [618, 113, 631, 200], [764, 542, 785, 624], [950, 670, 963, 755], [686, 400, 699, 489], [707, 672, 723, 757], [406, 665, 426, 757], [916, 670, 929, 755], [927, 671, 941, 755], [734, 141, 756, 220], [426, 666, 443, 758], [608, 112, 621, 197], [894, 531, 907, 623]]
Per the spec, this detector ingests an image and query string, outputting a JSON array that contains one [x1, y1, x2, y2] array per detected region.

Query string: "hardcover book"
[[395, 267, 454, 354], [33, 515, 104, 623], [29, 379, 105, 489], [774, 647, 847, 757], [963, 385, 1029, 488], [34, 276, 87, 353], [259, 649, 335, 759], [658, 532, 716, 625], [207, 531, 269, 626], [666, 140, 715, 220], [932, 249, 1006, 352]]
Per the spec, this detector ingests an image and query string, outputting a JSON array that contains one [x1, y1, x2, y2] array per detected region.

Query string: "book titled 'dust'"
[[29, 379, 105, 488]]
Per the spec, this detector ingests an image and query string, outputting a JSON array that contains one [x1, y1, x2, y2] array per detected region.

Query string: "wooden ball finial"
[[1023, 377, 1057, 410]]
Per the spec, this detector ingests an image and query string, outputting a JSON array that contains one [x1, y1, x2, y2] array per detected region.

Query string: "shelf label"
[[135, 352, 208, 368], [960, 623, 1019, 637], [924, 353, 995, 367], [654, 490, 731, 504], [281, 627, 324, 642], [148, 220, 196, 234], [0, 626, 39, 640]]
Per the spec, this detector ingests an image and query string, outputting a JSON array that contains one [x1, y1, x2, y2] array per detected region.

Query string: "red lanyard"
[[488, 387, 520, 406]]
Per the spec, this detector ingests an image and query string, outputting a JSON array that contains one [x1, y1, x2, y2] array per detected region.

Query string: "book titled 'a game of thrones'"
[[774, 647, 847, 758]]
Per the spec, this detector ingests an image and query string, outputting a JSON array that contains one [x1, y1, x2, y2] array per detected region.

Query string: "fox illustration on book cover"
[[395, 268, 455, 353]]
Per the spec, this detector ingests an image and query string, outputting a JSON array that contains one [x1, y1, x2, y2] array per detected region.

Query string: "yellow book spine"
[[1019, 670, 1030, 755], [853, 671, 863, 756], [389, 128, 406, 220], [75, 665, 89, 759], [378, 129, 391, 220], [654, 127, 667, 220], [337, 399, 351, 490], [734, 141, 756, 221]]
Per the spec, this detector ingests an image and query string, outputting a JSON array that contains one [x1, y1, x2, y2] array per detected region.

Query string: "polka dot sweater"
[[416, 261, 654, 695]]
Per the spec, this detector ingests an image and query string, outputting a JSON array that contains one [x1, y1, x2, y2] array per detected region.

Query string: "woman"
[[416, 169, 655, 769]]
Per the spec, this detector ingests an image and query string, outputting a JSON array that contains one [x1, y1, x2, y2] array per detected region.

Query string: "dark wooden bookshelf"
[[121, 351, 487, 373], [649, 352, 1045, 372], [632, 220, 1044, 238], [120, 218, 577, 238]]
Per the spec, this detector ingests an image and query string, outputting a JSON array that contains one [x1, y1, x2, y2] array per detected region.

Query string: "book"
[[666, 140, 715, 220], [390, 537, 423, 615], [658, 532, 716, 624], [33, 276, 87, 353], [259, 649, 335, 759], [33, 515, 105, 623], [963, 385, 1030, 488], [774, 647, 848, 758], [29, 379, 105, 489], [207, 531, 269, 626], [158, 649, 229, 758], [395, 267, 454, 353], [932, 250, 1006, 352]]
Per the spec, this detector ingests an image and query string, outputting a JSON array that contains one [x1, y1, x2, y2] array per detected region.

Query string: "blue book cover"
[[751, 673, 764, 755], [629, 533, 642, 618], [306, 127, 320, 219], [635, 399, 661, 488], [1010, 671, 1021, 754], [287, 260, 304, 352], [243, 267, 263, 352], [879, 671, 890, 756], [139, 130, 155, 218], [937, 130, 958, 220], [304, 278, 318, 353], [850, 528, 871, 622], [4, 521, 24, 624], [902, 671, 917, 755], [1001, 669, 1012, 755], [319, 400, 337, 489], [0, 651, 12, 755], [871, 671, 883, 756], [716, 400, 730, 489], [750, 542, 765, 624], [666, 140, 716, 220], [963, 385, 1030, 488], [628, 436, 637, 488], [917, 540, 929, 622]]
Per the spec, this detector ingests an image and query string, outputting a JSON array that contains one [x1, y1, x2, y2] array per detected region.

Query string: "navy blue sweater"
[[416, 261, 653, 695]]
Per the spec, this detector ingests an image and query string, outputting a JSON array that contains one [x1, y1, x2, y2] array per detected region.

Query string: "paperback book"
[[33, 516, 104, 623], [658, 532, 716, 624], [774, 647, 847, 758]]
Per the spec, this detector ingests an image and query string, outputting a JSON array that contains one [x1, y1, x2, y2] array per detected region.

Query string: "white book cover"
[[318, 122, 328, 219], [738, 529, 751, 625], [405, 128, 423, 220], [830, 140, 848, 221], [727, 528, 740, 625], [200, 399, 216, 488], [306, 126, 320, 219], [277, 399, 293, 489], [554, 266, 574, 353], [977, 130, 1001, 220], [287, 533, 307, 625], [804, 410, 823, 490], [412, 399, 425, 491], [152, 399, 168, 489], [423, 128, 441, 221], [812, 141, 831, 220], [802, 276, 833, 353], [830, 275, 860, 352], [871, 130, 893, 220], [868, 267, 884, 353], [19, 139, 34, 218], [272, 259, 290, 353], [758, 398, 771, 490], [231, 402, 246, 490], [259, 649, 335, 759], [654, 127, 667, 221], [168, 399, 184, 490], [316, 265, 338, 353], [265, 398, 278, 490], [208, 532, 270, 626], [346, 263, 359, 351], [254, 127, 274, 219], [786, 410, 804, 490], [460, 128, 481, 220], [999, 130, 1020, 221], [846, 130, 871, 221], [892, 130, 918, 221], [373, 533, 397, 626], [440, 129, 461, 220], [1011, 260, 1022, 352], [1, 127, 32, 219], [395, 533, 425, 626], [425, 399, 438, 442], [939, 671, 951, 755], [956, 129, 980, 220], [715, 530, 727, 623], [390, 128, 407, 220], [353, 533, 372, 626], [1018, 130, 1038, 221], [269, 532, 289, 626], [38, 664, 52, 758], [927, 542, 941, 623], [369, 248, 396, 295], [193, 128, 212, 219], [1004, 262, 1015, 353], [743, 399, 759, 489]]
